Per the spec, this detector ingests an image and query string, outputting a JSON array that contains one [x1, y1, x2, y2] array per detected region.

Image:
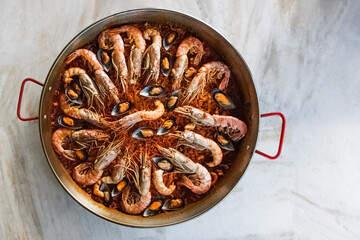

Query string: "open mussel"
[[163, 31, 178, 50], [97, 48, 112, 72], [162, 198, 185, 211], [211, 88, 236, 110], [166, 90, 181, 111], [152, 157, 174, 172], [132, 127, 155, 140], [57, 115, 82, 130], [140, 85, 166, 98], [157, 118, 175, 135], [143, 199, 163, 217], [99, 182, 111, 202], [65, 83, 83, 105], [74, 149, 87, 162], [111, 101, 132, 116], [111, 179, 128, 197], [160, 54, 173, 77], [214, 132, 235, 151]]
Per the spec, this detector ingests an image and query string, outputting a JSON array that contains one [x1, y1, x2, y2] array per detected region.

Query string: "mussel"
[[99, 182, 111, 202], [132, 127, 155, 140], [65, 83, 83, 105], [143, 199, 163, 217], [157, 118, 175, 135], [111, 101, 132, 116], [152, 157, 174, 172], [163, 31, 178, 50], [166, 90, 181, 111], [162, 198, 185, 211], [97, 48, 112, 72], [74, 149, 88, 162], [140, 85, 166, 98], [111, 179, 128, 197], [214, 132, 235, 151], [211, 88, 236, 110], [57, 115, 82, 130], [160, 54, 173, 77]]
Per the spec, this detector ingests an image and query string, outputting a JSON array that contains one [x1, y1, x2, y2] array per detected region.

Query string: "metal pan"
[[17, 9, 286, 227]]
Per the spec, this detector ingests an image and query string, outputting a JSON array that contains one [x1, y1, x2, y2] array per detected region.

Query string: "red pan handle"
[[17, 78, 44, 121], [255, 112, 286, 160]]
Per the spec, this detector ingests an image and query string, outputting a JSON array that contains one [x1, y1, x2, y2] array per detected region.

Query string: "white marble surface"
[[1, 0, 360, 239]]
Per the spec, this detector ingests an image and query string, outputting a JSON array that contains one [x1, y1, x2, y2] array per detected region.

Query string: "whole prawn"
[[72, 139, 122, 187], [182, 61, 230, 104], [170, 130, 223, 167], [157, 146, 211, 194], [143, 28, 161, 84], [63, 67, 104, 110], [110, 26, 146, 84], [52, 128, 109, 161], [153, 169, 176, 196], [98, 30, 128, 92], [59, 94, 111, 128], [172, 37, 204, 90], [65, 49, 120, 104], [174, 106, 247, 141], [115, 100, 165, 130], [121, 151, 152, 214]]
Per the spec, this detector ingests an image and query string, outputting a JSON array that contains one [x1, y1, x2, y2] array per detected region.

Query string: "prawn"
[[143, 28, 161, 84], [172, 37, 204, 90], [66, 49, 120, 104], [153, 169, 176, 195], [72, 139, 122, 187], [174, 106, 247, 141], [63, 67, 104, 110], [121, 186, 151, 215], [52, 128, 109, 161], [59, 94, 111, 128], [121, 151, 152, 214], [115, 100, 165, 130], [157, 146, 211, 194], [98, 30, 128, 92], [170, 130, 223, 167], [182, 61, 230, 104], [110, 26, 146, 84]]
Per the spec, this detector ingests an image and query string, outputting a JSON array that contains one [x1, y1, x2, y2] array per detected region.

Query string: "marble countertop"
[[1, 0, 360, 239]]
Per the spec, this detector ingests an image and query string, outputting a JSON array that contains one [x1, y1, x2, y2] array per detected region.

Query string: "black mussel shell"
[[143, 199, 164, 217], [211, 88, 236, 110], [166, 90, 181, 110], [157, 118, 175, 135], [74, 149, 88, 162], [214, 132, 235, 151], [162, 198, 185, 211], [140, 85, 166, 98], [163, 31, 178, 50], [152, 157, 174, 172], [97, 48, 112, 72], [57, 115, 82, 130], [160, 54, 173, 77], [65, 84, 83, 105], [99, 182, 111, 202], [111, 101, 132, 116], [132, 127, 155, 140], [111, 179, 128, 197]]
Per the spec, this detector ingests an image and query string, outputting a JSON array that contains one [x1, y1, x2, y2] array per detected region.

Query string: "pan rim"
[[39, 8, 259, 228]]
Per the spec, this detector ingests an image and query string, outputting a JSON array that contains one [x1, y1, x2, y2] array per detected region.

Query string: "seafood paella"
[[51, 23, 247, 217]]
